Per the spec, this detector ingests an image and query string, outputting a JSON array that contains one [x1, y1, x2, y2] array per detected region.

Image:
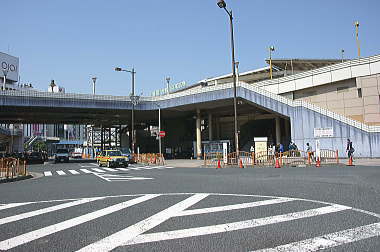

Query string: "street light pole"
[[158, 106, 162, 158], [166, 77, 170, 94], [217, 0, 239, 157], [91, 77, 97, 95], [354, 21, 360, 59], [115, 67, 138, 155], [2, 69, 8, 90], [341, 49, 345, 63], [269, 46, 275, 79]]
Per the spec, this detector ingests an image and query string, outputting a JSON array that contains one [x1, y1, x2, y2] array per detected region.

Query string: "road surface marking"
[[68, 170, 80, 175], [56, 170, 66, 175], [253, 222, 380, 252], [91, 173, 153, 182], [80, 169, 92, 173], [76, 193, 209, 252], [175, 197, 295, 216], [43, 171, 52, 176], [0, 202, 33, 211], [0, 194, 159, 251], [121, 204, 350, 246], [0, 197, 103, 225], [91, 168, 105, 173], [115, 168, 129, 171], [102, 168, 118, 172]]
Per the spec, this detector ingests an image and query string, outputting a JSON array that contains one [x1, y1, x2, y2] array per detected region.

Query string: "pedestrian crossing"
[[43, 164, 175, 177], [0, 193, 378, 251]]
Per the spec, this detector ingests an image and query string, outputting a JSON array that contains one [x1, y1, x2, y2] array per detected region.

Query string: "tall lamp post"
[[166, 77, 170, 94], [269, 46, 275, 79], [341, 49, 345, 63], [154, 103, 162, 159], [91, 77, 97, 95], [354, 21, 360, 59], [217, 0, 239, 157], [115, 67, 139, 154], [2, 69, 8, 90]]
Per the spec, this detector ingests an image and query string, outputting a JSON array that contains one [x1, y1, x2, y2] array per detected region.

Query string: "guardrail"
[[0, 158, 28, 180], [134, 153, 165, 165], [203, 149, 339, 167]]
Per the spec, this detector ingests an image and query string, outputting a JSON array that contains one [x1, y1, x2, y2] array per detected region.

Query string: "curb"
[[0, 174, 33, 184]]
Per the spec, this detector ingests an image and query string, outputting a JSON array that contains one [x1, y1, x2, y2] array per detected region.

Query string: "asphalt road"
[[0, 161, 379, 251]]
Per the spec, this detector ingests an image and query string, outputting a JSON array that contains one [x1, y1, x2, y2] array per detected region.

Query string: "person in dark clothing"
[[346, 139, 354, 158]]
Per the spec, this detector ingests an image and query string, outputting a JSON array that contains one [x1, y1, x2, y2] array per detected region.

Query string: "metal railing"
[[0, 158, 28, 180], [203, 149, 339, 167], [133, 153, 165, 165], [1, 55, 379, 133]]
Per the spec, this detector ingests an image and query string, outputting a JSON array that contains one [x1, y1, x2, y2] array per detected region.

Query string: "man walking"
[[346, 139, 354, 159]]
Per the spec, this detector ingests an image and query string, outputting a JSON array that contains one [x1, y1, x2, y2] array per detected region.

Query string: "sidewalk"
[[164, 159, 204, 168], [340, 158, 380, 166], [164, 158, 380, 168]]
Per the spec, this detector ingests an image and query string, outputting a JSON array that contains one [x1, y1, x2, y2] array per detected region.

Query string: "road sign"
[[159, 131, 166, 137]]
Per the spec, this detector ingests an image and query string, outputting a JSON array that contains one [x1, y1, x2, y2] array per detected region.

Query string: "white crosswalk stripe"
[[0, 197, 103, 226], [80, 169, 92, 173], [43, 171, 52, 176], [0, 194, 377, 251], [253, 222, 380, 252], [102, 168, 118, 172], [91, 168, 106, 173], [42, 165, 176, 177], [0, 195, 159, 250]]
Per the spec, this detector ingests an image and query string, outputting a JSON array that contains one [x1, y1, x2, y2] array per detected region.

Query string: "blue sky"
[[2, 0, 379, 95]]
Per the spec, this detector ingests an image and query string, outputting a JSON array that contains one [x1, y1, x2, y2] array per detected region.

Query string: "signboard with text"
[[151, 81, 187, 96], [0, 52, 19, 81], [314, 127, 334, 138]]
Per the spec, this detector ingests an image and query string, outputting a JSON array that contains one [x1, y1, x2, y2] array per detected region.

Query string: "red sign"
[[159, 131, 166, 137]]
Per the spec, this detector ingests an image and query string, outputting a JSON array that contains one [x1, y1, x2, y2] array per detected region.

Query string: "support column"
[[196, 109, 202, 160], [208, 113, 213, 141], [216, 116, 220, 140], [275, 117, 281, 145], [284, 119, 290, 143]]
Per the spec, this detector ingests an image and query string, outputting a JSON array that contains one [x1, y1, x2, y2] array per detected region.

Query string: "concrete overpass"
[[1, 55, 380, 157]]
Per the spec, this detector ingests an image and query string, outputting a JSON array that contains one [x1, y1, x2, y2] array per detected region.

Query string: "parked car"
[[27, 152, 45, 164], [70, 151, 82, 159], [97, 150, 129, 168], [120, 148, 134, 163], [54, 149, 70, 163]]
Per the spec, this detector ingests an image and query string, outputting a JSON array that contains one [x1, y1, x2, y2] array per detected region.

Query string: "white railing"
[[254, 54, 380, 90], [238, 82, 380, 133]]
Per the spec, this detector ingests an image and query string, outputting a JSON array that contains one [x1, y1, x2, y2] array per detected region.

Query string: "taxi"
[[96, 150, 129, 168]]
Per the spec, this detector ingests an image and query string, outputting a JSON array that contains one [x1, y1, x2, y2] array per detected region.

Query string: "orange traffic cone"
[[347, 156, 354, 166], [316, 157, 321, 167], [239, 159, 244, 168], [275, 158, 281, 168], [217, 159, 221, 169]]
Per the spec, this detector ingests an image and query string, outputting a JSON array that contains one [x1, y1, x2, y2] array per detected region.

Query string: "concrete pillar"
[[284, 119, 290, 142], [208, 113, 213, 141], [216, 116, 220, 140], [196, 109, 202, 159], [275, 117, 281, 145]]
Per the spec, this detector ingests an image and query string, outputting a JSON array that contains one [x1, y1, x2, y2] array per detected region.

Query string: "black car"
[[27, 152, 45, 164]]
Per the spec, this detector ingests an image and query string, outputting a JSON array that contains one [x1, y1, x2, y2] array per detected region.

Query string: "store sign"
[[223, 142, 228, 164], [314, 127, 334, 138], [151, 81, 187, 96], [0, 52, 19, 81]]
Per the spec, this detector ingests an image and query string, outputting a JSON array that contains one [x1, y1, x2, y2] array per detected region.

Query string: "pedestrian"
[[346, 139, 355, 159], [250, 145, 255, 153], [306, 143, 314, 162], [279, 143, 284, 153]]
